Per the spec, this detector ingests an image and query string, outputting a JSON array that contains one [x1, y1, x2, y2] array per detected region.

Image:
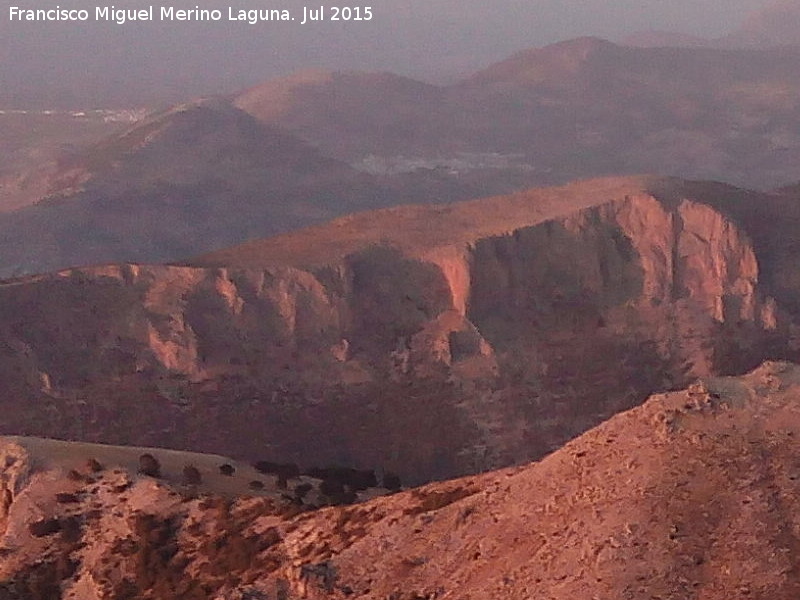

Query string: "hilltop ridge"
[[3, 362, 800, 598], [6, 37, 800, 278], [0, 176, 797, 484]]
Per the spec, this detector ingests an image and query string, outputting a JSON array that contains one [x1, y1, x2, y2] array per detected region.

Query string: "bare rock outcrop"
[[0, 441, 32, 536], [4, 362, 800, 598], [0, 176, 797, 482]]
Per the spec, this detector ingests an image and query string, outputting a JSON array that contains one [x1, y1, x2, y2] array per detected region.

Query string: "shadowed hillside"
[[0, 99, 535, 279]]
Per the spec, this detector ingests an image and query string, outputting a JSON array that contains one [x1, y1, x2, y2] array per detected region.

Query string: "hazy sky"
[[0, 0, 779, 107]]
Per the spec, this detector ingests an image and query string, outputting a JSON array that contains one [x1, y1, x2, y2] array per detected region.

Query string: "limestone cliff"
[[0, 177, 796, 482]]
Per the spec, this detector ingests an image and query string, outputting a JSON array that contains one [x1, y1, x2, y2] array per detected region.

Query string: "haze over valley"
[[3, 1, 800, 598]]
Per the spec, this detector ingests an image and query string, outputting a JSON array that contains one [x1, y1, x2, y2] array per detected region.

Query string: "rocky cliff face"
[[0, 177, 796, 483], [3, 362, 800, 599]]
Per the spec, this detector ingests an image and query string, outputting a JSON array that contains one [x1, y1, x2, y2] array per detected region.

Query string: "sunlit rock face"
[[0, 176, 797, 483]]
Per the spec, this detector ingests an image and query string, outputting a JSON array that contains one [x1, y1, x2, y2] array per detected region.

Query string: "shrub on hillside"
[[55, 492, 80, 504], [319, 479, 357, 505], [29, 518, 61, 538], [86, 458, 103, 473], [383, 471, 402, 492], [182, 465, 202, 485], [254, 461, 300, 480], [306, 466, 377, 491], [67, 469, 85, 482], [294, 482, 313, 501], [138, 453, 161, 478]]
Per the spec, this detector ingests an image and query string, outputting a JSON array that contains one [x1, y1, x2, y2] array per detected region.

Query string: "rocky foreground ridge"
[[3, 361, 800, 599], [1, 176, 799, 483]]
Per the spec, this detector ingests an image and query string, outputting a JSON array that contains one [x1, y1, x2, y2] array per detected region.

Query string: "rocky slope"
[[0, 176, 798, 484], [3, 361, 800, 599], [0, 110, 130, 213]]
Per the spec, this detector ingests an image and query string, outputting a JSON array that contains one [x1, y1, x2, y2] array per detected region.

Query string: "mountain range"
[[4, 7, 800, 595], [4, 36, 800, 279], [1, 175, 799, 486]]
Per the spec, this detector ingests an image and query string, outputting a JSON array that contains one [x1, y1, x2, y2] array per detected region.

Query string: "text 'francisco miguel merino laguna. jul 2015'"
[[8, 5, 374, 25]]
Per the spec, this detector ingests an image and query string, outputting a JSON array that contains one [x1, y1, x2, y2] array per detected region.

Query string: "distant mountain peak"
[[463, 37, 620, 87], [725, 0, 800, 47], [620, 30, 712, 48]]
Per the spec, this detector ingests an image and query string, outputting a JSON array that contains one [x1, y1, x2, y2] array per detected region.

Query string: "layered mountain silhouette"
[[3, 361, 800, 598], [1, 175, 799, 485], [624, 0, 800, 48], [4, 38, 800, 279], [0, 18, 800, 600], [230, 38, 800, 203], [238, 37, 800, 184], [725, 0, 800, 47], [0, 101, 406, 275], [4, 8, 800, 598], [0, 98, 532, 279]]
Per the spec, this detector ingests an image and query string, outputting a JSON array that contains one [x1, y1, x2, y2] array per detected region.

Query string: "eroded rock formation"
[[0, 177, 797, 482]]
